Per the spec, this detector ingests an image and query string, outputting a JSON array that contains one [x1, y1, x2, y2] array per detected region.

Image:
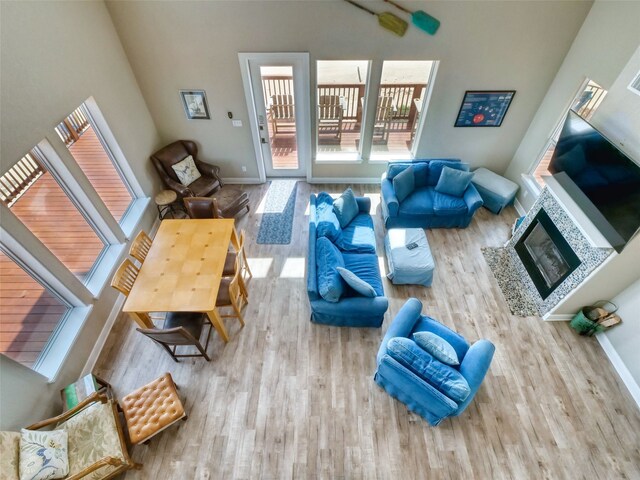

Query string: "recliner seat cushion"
[[386, 337, 471, 403], [432, 192, 468, 216], [337, 213, 376, 254], [398, 187, 435, 217], [342, 252, 384, 297]]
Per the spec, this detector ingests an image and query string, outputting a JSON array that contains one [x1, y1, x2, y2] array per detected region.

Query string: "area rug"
[[481, 246, 540, 317], [256, 180, 298, 245]]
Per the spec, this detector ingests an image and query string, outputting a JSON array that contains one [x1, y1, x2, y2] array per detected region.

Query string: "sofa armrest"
[[377, 298, 422, 365], [355, 196, 371, 213], [455, 339, 495, 414], [381, 177, 399, 217], [463, 183, 483, 215], [195, 160, 222, 184]]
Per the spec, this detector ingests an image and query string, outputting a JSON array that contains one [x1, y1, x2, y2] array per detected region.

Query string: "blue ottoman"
[[384, 228, 434, 287], [471, 168, 519, 214]]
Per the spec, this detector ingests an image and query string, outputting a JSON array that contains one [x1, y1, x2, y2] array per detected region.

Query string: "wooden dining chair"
[[129, 230, 153, 264], [183, 196, 222, 219], [111, 258, 140, 296], [222, 229, 252, 300], [136, 312, 213, 362], [216, 256, 246, 327]]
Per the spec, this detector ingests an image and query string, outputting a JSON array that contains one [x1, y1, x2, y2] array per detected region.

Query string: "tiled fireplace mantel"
[[506, 185, 613, 317]]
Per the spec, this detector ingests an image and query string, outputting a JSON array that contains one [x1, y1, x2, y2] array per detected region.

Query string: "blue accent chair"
[[307, 193, 389, 327], [380, 159, 483, 229], [375, 298, 495, 426]]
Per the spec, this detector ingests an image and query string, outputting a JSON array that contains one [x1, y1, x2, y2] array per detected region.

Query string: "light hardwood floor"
[[95, 182, 640, 480]]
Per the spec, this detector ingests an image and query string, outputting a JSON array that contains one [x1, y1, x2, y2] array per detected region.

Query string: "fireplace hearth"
[[514, 209, 581, 299]]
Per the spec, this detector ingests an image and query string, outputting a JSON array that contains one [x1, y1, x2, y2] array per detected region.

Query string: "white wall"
[[0, 1, 160, 429], [105, 0, 591, 180], [505, 0, 640, 210], [606, 278, 640, 388]]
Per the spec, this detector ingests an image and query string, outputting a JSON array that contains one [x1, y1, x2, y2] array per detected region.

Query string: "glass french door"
[[240, 53, 310, 179]]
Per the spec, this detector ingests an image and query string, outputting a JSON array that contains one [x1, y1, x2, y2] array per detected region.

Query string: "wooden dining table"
[[122, 219, 240, 343]]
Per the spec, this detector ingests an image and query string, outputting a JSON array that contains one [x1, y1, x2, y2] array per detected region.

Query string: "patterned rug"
[[256, 180, 298, 245], [481, 246, 540, 317]]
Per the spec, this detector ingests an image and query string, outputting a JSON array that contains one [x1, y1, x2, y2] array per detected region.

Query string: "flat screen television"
[[548, 111, 640, 252]]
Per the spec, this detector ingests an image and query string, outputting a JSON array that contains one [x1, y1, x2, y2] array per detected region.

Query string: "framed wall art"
[[180, 90, 210, 120], [454, 90, 515, 127]]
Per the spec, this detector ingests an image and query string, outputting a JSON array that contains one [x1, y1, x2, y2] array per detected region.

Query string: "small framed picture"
[[454, 90, 516, 127], [180, 90, 210, 120]]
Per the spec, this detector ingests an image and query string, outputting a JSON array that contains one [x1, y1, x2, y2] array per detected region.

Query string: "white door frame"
[[238, 52, 311, 182]]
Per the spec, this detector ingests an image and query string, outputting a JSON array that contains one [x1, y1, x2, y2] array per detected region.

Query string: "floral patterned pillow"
[[19, 429, 68, 480], [171, 155, 202, 186]]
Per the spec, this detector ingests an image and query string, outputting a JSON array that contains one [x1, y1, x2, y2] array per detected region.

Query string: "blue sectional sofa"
[[381, 159, 483, 229], [375, 298, 495, 426], [307, 192, 389, 327]]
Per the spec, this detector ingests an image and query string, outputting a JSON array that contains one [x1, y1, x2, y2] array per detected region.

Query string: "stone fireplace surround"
[[506, 187, 612, 315]]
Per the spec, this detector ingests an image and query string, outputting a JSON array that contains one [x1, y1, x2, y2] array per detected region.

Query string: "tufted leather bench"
[[120, 373, 186, 445]]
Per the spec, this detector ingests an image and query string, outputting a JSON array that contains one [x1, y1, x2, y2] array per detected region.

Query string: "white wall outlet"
[[241, 166, 247, 172], [232, 120, 243, 127]]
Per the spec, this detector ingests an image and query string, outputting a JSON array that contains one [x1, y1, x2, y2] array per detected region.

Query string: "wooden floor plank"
[[94, 182, 640, 479]]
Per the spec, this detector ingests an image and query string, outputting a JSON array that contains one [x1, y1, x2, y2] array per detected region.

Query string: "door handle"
[[261, 137, 267, 144]]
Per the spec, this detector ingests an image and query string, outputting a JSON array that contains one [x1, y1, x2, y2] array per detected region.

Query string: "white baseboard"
[[222, 177, 263, 184], [514, 198, 526, 216], [308, 177, 379, 184], [542, 313, 574, 321], [595, 332, 640, 410], [81, 295, 125, 376]]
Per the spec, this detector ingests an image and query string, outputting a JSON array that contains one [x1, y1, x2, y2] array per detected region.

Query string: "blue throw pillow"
[[336, 267, 376, 297], [315, 192, 341, 243], [393, 165, 415, 203], [387, 337, 470, 403], [333, 187, 359, 228], [435, 166, 474, 197], [413, 331, 459, 366], [316, 237, 345, 303]]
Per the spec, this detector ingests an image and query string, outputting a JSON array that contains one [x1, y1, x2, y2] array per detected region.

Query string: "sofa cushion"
[[393, 166, 415, 203], [333, 187, 359, 228], [315, 192, 342, 243], [171, 155, 201, 186], [427, 160, 468, 186], [337, 267, 376, 298], [387, 338, 471, 403], [20, 429, 69, 480], [337, 213, 376, 254], [432, 192, 468, 216], [316, 237, 346, 303], [435, 166, 474, 197], [342, 253, 384, 297], [413, 332, 460, 366], [397, 187, 435, 217]]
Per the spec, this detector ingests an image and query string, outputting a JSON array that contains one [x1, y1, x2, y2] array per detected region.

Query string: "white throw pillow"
[[19, 429, 69, 480], [171, 155, 202, 186]]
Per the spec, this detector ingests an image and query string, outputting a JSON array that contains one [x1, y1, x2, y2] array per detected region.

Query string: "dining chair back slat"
[[111, 259, 140, 296], [129, 230, 153, 264]]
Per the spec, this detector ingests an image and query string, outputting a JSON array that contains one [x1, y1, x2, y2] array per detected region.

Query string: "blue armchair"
[[375, 298, 495, 426]]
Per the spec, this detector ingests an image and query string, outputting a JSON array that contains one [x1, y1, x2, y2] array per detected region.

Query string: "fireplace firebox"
[[514, 209, 581, 299]]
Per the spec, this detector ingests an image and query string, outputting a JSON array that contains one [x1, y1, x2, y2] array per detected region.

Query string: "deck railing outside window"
[[0, 153, 45, 207]]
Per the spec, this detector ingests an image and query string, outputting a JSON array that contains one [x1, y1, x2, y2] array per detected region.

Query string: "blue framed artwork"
[[454, 90, 516, 127]]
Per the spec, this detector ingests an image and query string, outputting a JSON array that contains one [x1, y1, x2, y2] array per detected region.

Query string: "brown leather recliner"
[[151, 140, 250, 218], [150, 140, 221, 198]]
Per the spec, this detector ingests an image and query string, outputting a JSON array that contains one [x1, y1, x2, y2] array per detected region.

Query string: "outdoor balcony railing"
[[261, 76, 427, 129]]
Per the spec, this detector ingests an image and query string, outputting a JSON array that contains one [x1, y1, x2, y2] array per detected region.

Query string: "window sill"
[[369, 152, 413, 163], [521, 173, 543, 197], [33, 305, 93, 381], [315, 153, 363, 164], [120, 197, 152, 239]]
